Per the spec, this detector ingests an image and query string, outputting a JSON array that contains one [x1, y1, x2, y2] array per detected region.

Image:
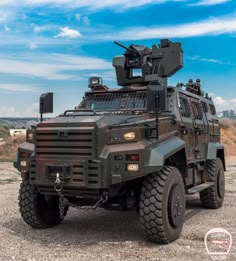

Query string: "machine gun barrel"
[[114, 41, 134, 53]]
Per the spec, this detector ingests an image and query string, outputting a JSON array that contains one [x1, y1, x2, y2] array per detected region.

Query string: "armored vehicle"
[[14, 39, 225, 244]]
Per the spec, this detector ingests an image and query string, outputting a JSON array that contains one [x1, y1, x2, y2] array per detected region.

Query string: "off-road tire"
[[19, 180, 67, 228], [200, 158, 225, 209], [139, 166, 186, 244]]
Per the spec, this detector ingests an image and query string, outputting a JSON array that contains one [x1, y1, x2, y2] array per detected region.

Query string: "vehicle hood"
[[37, 114, 147, 129]]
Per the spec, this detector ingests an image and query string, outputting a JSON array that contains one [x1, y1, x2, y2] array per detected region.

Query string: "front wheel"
[[19, 180, 67, 228], [139, 166, 186, 244]]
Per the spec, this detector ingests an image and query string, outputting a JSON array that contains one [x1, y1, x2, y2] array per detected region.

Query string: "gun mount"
[[113, 39, 183, 86]]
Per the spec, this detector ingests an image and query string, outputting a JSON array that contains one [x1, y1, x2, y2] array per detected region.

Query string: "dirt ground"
[[0, 161, 235, 261]]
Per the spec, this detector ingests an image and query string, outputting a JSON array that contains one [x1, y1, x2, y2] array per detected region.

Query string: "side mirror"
[[39, 92, 53, 121], [147, 82, 166, 112]]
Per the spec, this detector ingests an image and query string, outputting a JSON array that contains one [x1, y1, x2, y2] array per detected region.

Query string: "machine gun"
[[114, 41, 140, 56], [113, 39, 183, 86]]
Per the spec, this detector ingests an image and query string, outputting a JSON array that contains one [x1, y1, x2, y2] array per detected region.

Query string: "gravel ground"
[[0, 162, 235, 261]]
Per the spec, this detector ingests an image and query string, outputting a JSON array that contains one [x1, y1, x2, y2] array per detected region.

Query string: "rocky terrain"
[[0, 126, 25, 162]]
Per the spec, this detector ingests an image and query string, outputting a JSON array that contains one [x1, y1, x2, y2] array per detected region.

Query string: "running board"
[[187, 182, 214, 195]]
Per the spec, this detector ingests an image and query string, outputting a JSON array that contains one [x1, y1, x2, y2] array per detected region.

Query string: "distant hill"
[[0, 126, 10, 139], [0, 118, 38, 129]]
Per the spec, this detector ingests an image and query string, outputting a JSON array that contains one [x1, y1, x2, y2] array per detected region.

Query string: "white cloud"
[[0, 53, 112, 80], [0, 106, 20, 117], [75, 13, 81, 21], [0, 1, 171, 9], [188, 56, 232, 65], [191, 0, 231, 6], [96, 15, 236, 40], [213, 96, 236, 111], [37, 12, 47, 16], [88, 70, 116, 82], [214, 96, 226, 106], [28, 42, 38, 50], [33, 25, 47, 33], [82, 16, 90, 25], [208, 92, 216, 97], [55, 27, 83, 39], [0, 10, 12, 23], [4, 25, 11, 32], [24, 102, 39, 116], [0, 0, 225, 11], [75, 14, 90, 25], [0, 84, 39, 92], [0, 103, 39, 117]]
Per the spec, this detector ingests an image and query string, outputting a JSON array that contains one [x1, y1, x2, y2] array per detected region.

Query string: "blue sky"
[[0, 0, 235, 117]]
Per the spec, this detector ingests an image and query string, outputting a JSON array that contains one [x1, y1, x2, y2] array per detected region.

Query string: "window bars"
[[82, 92, 147, 111]]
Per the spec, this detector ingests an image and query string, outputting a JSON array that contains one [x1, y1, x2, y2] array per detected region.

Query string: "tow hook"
[[54, 174, 108, 212], [54, 173, 63, 192]]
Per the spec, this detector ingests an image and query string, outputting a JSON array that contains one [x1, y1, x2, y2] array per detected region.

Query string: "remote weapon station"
[[14, 39, 225, 244]]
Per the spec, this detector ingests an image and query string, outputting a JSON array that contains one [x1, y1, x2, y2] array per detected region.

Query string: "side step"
[[187, 182, 214, 195]]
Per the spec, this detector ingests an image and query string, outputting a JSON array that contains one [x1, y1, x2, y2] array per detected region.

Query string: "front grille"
[[36, 127, 95, 159]]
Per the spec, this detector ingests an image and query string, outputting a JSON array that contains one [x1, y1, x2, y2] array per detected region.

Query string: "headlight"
[[126, 163, 139, 172], [26, 129, 35, 143], [123, 132, 136, 141], [20, 160, 27, 167], [108, 129, 138, 144]]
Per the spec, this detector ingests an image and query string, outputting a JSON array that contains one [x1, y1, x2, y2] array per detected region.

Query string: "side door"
[[208, 103, 220, 142], [178, 94, 195, 162], [190, 98, 207, 159]]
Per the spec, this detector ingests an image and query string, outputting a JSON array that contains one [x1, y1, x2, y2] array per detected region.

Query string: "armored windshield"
[[81, 91, 147, 111]]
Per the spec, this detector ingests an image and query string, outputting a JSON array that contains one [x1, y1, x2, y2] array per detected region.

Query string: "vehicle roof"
[[85, 85, 215, 106]]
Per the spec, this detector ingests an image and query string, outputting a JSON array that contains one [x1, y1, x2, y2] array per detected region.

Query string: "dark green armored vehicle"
[[14, 39, 225, 244]]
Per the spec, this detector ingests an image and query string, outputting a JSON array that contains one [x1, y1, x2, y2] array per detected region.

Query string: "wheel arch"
[[144, 137, 187, 175], [207, 142, 225, 171]]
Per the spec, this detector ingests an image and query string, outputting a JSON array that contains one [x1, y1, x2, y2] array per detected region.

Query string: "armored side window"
[[192, 101, 203, 120], [209, 104, 216, 115], [179, 96, 191, 117], [201, 101, 208, 113]]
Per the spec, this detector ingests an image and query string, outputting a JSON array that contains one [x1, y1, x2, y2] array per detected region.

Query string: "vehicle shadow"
[[2, 195, 203, 247], [185, 194, 203, 221]]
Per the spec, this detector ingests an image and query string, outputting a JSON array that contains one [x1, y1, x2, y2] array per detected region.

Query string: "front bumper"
[[29, 158, 103, 188]]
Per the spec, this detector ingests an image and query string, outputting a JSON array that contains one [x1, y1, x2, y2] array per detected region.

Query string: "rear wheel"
[[19, 180, 67, 228], [139, 166, 186, 244], [200, 158, 225, 209]]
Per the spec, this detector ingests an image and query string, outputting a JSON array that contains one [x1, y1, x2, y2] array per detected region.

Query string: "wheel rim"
[[217, 169, 225, 199], [168, 184, 185, 228]]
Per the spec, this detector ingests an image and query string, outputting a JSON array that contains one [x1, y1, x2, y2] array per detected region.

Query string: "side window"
[[192, 101, 203, 120], [201, 101, 208, 113], [179, 96, 191, 117], [209, 104, 216, 115]]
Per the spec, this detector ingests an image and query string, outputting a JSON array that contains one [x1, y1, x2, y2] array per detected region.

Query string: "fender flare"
[[207, 142, 224, 159], [207, 142, 225, 170], [144, 137, 186, 174]]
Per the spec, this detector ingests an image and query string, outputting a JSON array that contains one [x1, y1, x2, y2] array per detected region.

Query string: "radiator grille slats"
[[33, 126, 101, 189], [36, 127, 94, 158]]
